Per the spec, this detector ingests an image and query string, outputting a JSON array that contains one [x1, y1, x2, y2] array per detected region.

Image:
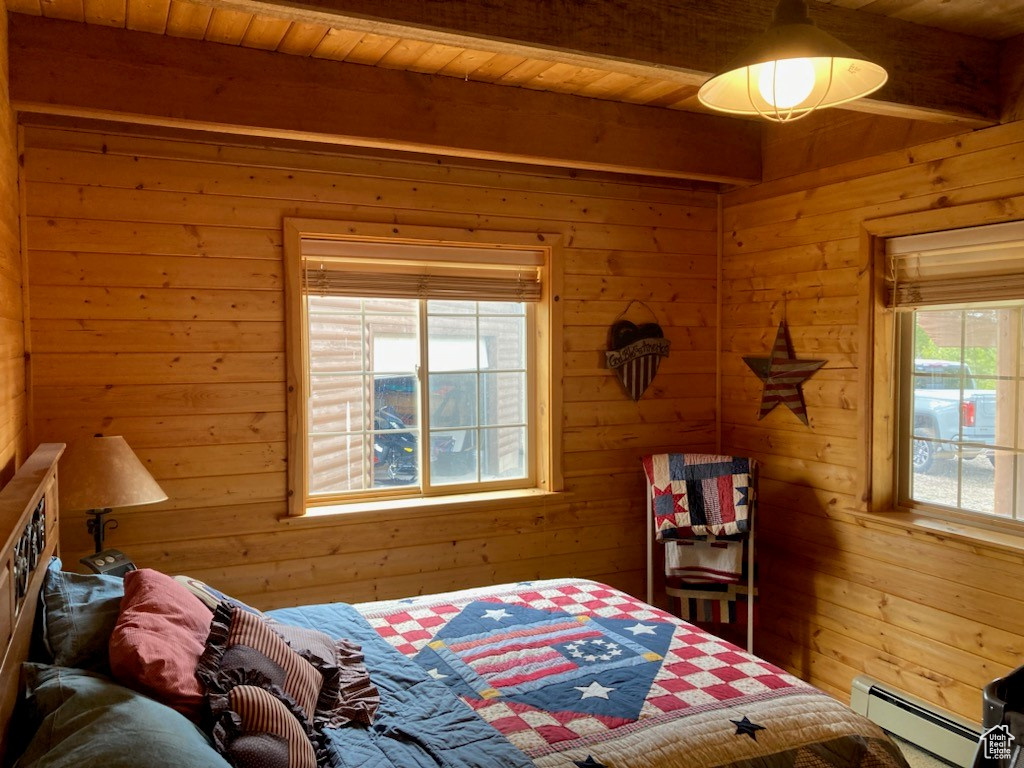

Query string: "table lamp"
[[58, 435, 168, 559]]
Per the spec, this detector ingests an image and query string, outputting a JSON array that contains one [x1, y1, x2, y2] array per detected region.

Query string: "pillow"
[[198, 602, 324, 726], [108, 568, 212, 719], [173, 575, 264, 617], [14, 664, 231, 768], [201, 602, 380, 730], [269, 621, 379, 728], [208, 683, 317, 768], [40, 559, 124, 671]]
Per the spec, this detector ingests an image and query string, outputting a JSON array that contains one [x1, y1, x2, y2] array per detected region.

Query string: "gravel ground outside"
[[912, 454, 998, 515]]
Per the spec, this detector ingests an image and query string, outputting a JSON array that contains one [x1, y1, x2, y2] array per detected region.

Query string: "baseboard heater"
[[851, 676, 980, 766]]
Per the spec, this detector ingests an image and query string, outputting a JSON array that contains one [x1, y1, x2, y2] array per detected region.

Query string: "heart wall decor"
[[605, 314, 671, 401]]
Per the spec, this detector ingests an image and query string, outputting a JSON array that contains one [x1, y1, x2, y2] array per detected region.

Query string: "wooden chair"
[[642, 453, 757, 653]]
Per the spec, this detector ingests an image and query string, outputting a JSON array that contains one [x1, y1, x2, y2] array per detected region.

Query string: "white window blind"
[[886, 220, 1024, 308], [301, 237, 544, 302]]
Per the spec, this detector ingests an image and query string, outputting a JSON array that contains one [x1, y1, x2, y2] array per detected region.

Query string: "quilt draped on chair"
[[642, 453, 757, 626]]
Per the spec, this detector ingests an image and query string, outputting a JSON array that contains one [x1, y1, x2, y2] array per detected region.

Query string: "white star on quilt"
[[574, 681, 615, 700], [625, 623, 656, 636], [565, 639, 620, 662], [427, 668, 448, 680], [482, 608, 512, 621]]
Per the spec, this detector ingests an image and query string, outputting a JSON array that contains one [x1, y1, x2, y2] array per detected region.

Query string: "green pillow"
[[14, 664, 231, 768]]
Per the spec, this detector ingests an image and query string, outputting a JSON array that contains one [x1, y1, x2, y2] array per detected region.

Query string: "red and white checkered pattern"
[[464, 697, 631, 755], [362, 580, 666, 655], [365, 602, 461, 656], [502, 583, 664, 622]]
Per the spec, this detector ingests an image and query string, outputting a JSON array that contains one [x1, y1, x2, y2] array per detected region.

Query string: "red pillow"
[[108, 568, 213, 719]]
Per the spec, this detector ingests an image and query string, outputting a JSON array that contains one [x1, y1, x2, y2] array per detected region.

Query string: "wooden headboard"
[[0, 443, 63, 762]]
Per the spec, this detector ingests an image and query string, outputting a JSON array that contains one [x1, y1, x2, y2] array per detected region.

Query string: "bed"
[[1, 444, 909, 768]]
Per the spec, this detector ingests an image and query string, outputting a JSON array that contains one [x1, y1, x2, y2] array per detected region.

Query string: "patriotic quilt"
[[642, 453, 755, 540], [353, 578, 908, 768]]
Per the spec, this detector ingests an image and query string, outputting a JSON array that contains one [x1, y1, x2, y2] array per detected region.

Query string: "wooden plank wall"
[[760, 111, 964, 183], [22, 124, 719, 608], [721, 119, 1024, 723], [0, 2, 27, 489]]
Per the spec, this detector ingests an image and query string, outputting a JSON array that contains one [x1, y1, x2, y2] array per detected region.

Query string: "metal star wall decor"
[[743, 321, 825, 426]]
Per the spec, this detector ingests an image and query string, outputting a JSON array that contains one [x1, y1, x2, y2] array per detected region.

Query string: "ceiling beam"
[[1002, 34, 1024, 124], [7, 15, 761, 185], [181, 0, 1001, 126]]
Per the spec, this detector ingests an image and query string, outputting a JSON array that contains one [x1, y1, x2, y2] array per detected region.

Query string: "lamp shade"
[[59, 435, 168, 512], [698, 0, 887, 122]]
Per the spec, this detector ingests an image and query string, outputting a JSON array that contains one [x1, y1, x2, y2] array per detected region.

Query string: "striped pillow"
[[209, 684, 316, 768], [199, 603, 323, 726], [269, 621, 380, 728]]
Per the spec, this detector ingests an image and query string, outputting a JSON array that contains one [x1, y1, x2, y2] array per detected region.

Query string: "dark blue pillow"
[[14, 664, 231, 768], [41, 559, 124, 671]]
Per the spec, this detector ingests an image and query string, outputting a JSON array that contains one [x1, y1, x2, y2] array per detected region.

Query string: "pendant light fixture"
[[698, 0, 888, 122]]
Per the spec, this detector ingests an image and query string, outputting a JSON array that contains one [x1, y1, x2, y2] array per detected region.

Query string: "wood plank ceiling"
[[9, 0, 706, 111], [8, 0, 1023, 118]]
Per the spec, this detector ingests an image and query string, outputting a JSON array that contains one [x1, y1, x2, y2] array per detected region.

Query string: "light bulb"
[[756, 58, 816, 109]]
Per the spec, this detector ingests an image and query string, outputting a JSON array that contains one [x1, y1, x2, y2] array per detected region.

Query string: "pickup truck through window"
[[911, 359, 996, 473]]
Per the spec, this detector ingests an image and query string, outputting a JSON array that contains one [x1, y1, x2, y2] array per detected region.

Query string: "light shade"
[[698, 0, 888, 122], [59, 435, 168, 512]]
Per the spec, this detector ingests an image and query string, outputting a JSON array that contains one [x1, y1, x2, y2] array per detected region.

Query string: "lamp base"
[[85, 508, 118, 554], [79, 548, 135, 577]]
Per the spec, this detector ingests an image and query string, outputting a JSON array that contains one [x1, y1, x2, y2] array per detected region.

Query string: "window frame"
[[864, 203, 1024, 534], [283, 218, 563, 517]]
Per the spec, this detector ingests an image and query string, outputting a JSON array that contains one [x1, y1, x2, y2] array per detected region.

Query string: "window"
[[886, 221, 1024, 525], [307, 297, 530, 495], [284, 220, 561, 515]]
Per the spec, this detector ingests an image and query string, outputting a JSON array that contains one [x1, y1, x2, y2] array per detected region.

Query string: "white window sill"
[[279, 487, 561, 528]]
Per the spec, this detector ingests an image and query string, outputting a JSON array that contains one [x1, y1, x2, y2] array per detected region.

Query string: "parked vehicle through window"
[[900, 307, 1023, 522]]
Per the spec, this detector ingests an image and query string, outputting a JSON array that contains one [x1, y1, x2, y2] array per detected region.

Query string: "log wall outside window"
[[721, 119, 1024, 722], [23, 124, 719, 608]]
